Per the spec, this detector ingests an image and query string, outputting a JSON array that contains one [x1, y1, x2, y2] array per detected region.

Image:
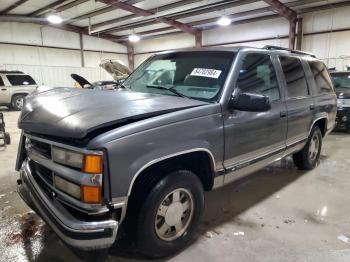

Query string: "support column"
[[296, 17, 303, 50], [195, 30, 202, 48], [288, 18, 297, 50], [79, 33, 85, 67], [127, 42, 134, 71]]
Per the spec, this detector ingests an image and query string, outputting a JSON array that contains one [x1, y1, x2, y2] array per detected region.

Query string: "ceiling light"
[[217, 16, 231, 26], [47, 14, 62, 24], [129, 34, 140, 42]]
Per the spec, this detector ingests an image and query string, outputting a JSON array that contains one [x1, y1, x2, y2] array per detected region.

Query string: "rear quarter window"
[[279, 56, 309, 98], [308, 61, 333, 94], [6, 75, 36, 86]]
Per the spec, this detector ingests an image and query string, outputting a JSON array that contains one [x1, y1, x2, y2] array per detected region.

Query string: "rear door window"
[[0, 76, 4, 86], [279, 56, 309, 98], [6, 75, 36, 86], [308, 60, 333, 94]]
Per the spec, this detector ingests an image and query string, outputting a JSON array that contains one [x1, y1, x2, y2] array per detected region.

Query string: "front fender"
[[91, 109, 224, 198]]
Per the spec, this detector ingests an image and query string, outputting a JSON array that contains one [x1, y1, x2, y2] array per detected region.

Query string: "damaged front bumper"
[[17, 159, 118, 250]]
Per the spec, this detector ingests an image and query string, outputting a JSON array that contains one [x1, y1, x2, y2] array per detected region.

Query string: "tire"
[[136, 170, 204, 258], [293, 126, 322, 170], [11, 95, 26, 111], [4, 132, 10, 145]]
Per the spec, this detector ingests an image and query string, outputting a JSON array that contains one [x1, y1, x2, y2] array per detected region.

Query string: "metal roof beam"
[[29, 0, 71, 16], [262, 0, 297, 21], [97, 0, 199, 35], [0, 0, 30, 15], [92, 0, 208, 29], [97, 0, 312, 34], [0, 15, 123, 45], [68, 0, 145, 22], [46, 0, 91, 14]]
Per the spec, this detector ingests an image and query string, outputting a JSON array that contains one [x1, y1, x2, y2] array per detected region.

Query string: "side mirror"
[[228, 92, 271, 112]]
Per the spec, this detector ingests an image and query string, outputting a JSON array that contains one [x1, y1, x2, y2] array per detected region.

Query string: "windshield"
[[331, 73, 350, 91], [123, 51, 235, 102]]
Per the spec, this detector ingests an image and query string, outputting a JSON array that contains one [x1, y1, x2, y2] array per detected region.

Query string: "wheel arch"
[[311, 116, 327, 137], [11, 92, 29, 101], [127, 148, 216, 197]]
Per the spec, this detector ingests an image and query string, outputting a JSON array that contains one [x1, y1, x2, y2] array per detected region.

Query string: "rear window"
[[308, 61, 333, 94], [279, 56, 309, 98], [6, 75, 36, 86], [0, 76, 4, 86]]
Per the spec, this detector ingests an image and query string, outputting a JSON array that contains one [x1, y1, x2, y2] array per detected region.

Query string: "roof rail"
[[263, 45, 316, 58], [0, 70, 24, 74]]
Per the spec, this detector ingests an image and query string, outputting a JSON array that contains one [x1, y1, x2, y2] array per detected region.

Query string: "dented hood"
[[18, 87, 207, 139]]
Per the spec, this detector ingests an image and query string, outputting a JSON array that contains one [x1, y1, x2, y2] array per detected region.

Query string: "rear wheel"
[[11, 95, 26, 111], [293, 126, 322, 170], [135, 170, 204, 258]]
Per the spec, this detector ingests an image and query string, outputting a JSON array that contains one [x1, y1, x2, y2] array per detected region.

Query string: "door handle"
[[1, 88, 7, 91], [310, 104, 315, 110], [280, 111, 287, 118]]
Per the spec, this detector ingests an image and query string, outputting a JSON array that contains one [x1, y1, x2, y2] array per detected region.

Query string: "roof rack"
[[263, 45, 316, 58], [0, 70, 24, 74]]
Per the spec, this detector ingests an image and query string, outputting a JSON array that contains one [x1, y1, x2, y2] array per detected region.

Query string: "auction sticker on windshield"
[[190, 68, 222, 79]]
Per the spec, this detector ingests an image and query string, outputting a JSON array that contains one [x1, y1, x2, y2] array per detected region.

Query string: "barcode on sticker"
[[190, 68, 222, 79]]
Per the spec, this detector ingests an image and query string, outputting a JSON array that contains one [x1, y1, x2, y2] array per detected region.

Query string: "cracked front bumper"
[[17, 159, 118, 250]]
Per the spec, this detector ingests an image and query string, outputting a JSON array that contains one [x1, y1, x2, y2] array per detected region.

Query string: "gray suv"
[[0, 71, 37, 110], [16, 46, 337, 257]]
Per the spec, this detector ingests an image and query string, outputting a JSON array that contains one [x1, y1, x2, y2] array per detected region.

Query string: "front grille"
[[33, 162, 54, 185], [31, 139, 51, 159], [29, 160, 54, 200]]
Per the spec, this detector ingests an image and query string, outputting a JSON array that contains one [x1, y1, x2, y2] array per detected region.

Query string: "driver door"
[[223, 52, 287, 184]]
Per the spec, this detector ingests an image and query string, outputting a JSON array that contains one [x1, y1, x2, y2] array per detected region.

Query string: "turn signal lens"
[[81, 186, 101, 203], [83, 154, 103, 174]]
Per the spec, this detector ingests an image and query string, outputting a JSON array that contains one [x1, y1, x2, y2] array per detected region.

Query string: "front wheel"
[[136, 170, 204, 258], [11, 95, 26, 111], [293, 126, 322, 170]]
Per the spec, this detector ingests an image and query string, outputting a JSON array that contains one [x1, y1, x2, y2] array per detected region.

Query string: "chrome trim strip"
[[286, 136, 307, 148], [224, 144, 285, 171], [127, 148, 217, 196], [224, 151, 284, 185], [111, 197, 128, 222]]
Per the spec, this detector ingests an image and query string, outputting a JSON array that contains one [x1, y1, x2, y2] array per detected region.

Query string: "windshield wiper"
[[146, 84, 187, 98]]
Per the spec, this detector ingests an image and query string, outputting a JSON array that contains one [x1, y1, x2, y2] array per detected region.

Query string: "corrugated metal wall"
[[0, 22, 128, 87], [1, 64, 114, 87]]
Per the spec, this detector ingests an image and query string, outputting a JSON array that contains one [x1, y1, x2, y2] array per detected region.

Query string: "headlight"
[[52, 147, 103, 203], [52, 146, 83, 168], [337, 99, 350, 108], [52, 146, 103, 174], [54, 176, 101, 203], [54, 175, 81, 199]]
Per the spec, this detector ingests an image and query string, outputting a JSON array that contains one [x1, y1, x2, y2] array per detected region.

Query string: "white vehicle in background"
[[0, 71, 37, 110]]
